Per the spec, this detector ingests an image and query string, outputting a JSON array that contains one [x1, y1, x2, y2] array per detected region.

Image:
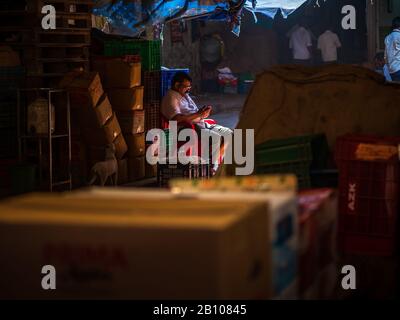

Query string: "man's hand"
[[200, 106, 212, 119]]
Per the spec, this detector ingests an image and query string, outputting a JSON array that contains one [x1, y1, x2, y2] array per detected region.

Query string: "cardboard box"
[[60, 72, 104, 108], [117, 158, 129, 185], [125, 133, 145, 157], [116, 110, 145, 134], [170, 174, 297, 193], [128, 156, 145, 181], [103, 113, 122, 143], [114, 133, 128, 160], [66, 188, 299, 299], [0, 196, 270, 300], [82, 114, 122, 147], [91, 57, 107, 85], [94, 94, 113, 126], [105, 60, 141, 88], [108, 86, 144, 111], [78, 94, 113, 128]]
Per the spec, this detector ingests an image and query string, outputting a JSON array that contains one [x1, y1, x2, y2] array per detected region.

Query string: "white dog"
[[88, 143, 118, 186]]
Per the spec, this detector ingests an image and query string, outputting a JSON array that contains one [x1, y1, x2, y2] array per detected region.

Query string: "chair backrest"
[[160, 113, 170, 129]]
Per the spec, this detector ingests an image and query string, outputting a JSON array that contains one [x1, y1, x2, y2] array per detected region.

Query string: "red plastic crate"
[[335, 134, 400, 256]]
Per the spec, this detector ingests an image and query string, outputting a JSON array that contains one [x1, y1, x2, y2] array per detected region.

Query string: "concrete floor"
[[192, 93, 246, 129]]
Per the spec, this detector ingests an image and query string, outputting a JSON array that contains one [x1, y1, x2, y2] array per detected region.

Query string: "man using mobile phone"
[[161, 72, 233, 173]]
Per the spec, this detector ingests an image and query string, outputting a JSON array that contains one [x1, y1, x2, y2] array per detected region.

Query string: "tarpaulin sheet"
[[93, 0, 307, 36]]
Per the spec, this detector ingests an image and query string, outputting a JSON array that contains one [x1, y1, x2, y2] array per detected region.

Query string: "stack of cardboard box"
[[0, 191, 271, 299], [60, 71, 128, 185], [93, 58, 146, 182]]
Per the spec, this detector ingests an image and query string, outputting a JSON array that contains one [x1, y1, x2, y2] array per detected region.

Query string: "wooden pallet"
[[0, 0, 28, 12], [34, 29, 91, 46], [32, 0, 94, 14], [24, 46, 89, 61], [27, 60, 90, 76]]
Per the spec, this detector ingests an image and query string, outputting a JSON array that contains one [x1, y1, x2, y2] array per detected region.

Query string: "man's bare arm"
[[172, 107, 211, 123]]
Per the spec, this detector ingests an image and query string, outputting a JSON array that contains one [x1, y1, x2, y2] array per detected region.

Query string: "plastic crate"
[[238, 79, 254, 94], [104, 40, 161, 71], [157, 161, 211, 188], [255, 134, 329, 190], [144, 102, 160, 131], [161, 68, 189, 98], [335, 134, 400, 256], [256, 134, 329, 169], [143, 71, 161, 103]]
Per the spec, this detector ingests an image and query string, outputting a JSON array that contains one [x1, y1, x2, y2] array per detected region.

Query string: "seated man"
[[161, 72, 233, 173]]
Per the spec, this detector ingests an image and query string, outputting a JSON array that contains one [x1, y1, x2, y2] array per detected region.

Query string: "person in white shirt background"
[[317, 25, 342, 64], [385, 17, 400, 82], [289, 17, 313, 65]]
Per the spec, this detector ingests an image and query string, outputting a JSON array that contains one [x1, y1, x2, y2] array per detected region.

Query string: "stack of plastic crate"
[[104, 40, 161, 72], [255, 134, 330, 190], [335, 134, 400, 256]]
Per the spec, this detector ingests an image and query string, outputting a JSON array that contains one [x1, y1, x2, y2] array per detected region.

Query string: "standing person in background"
[[385, 17, 400, 82], [289, 17, 313, 66], [317, 25, 342, 64]]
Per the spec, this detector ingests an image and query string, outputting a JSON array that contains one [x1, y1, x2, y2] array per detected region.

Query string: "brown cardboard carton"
[[128, 156, 145, 181], [170, 174, 297, 193], [94, 94, 113, 126], [62, 188, 299, 299], [105, 60, 141, 88], [116, 110, 145, 134], [81, 114, 122, 147], [0, 196, 270, 300], [103, 113, 122, 143], [60, 72, 104, 108], [78, 94, 113, 128], [117, 158, 129, 185], [7, 189, 300, 299], [91, 57, 107, 85], [125, 133, 145, 157], [108, 86, 144, 111], [114, 133, 128, 160]]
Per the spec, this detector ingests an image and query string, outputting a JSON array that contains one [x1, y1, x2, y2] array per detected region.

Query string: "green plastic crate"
[[254, 134, 329, 190], [255, 134, 329, 169], [255, 143, 312, 167], [104, 40, 161, 71]]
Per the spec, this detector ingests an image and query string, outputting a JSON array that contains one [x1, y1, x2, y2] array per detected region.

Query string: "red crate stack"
[[335, 134, 400, 256]]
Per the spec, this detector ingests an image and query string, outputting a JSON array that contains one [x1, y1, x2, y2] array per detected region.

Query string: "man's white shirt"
[[385, 29, 400, 74], [289, 26, 312, 60], [161, 89, 206, 128], [318, 30, 341, 62]]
